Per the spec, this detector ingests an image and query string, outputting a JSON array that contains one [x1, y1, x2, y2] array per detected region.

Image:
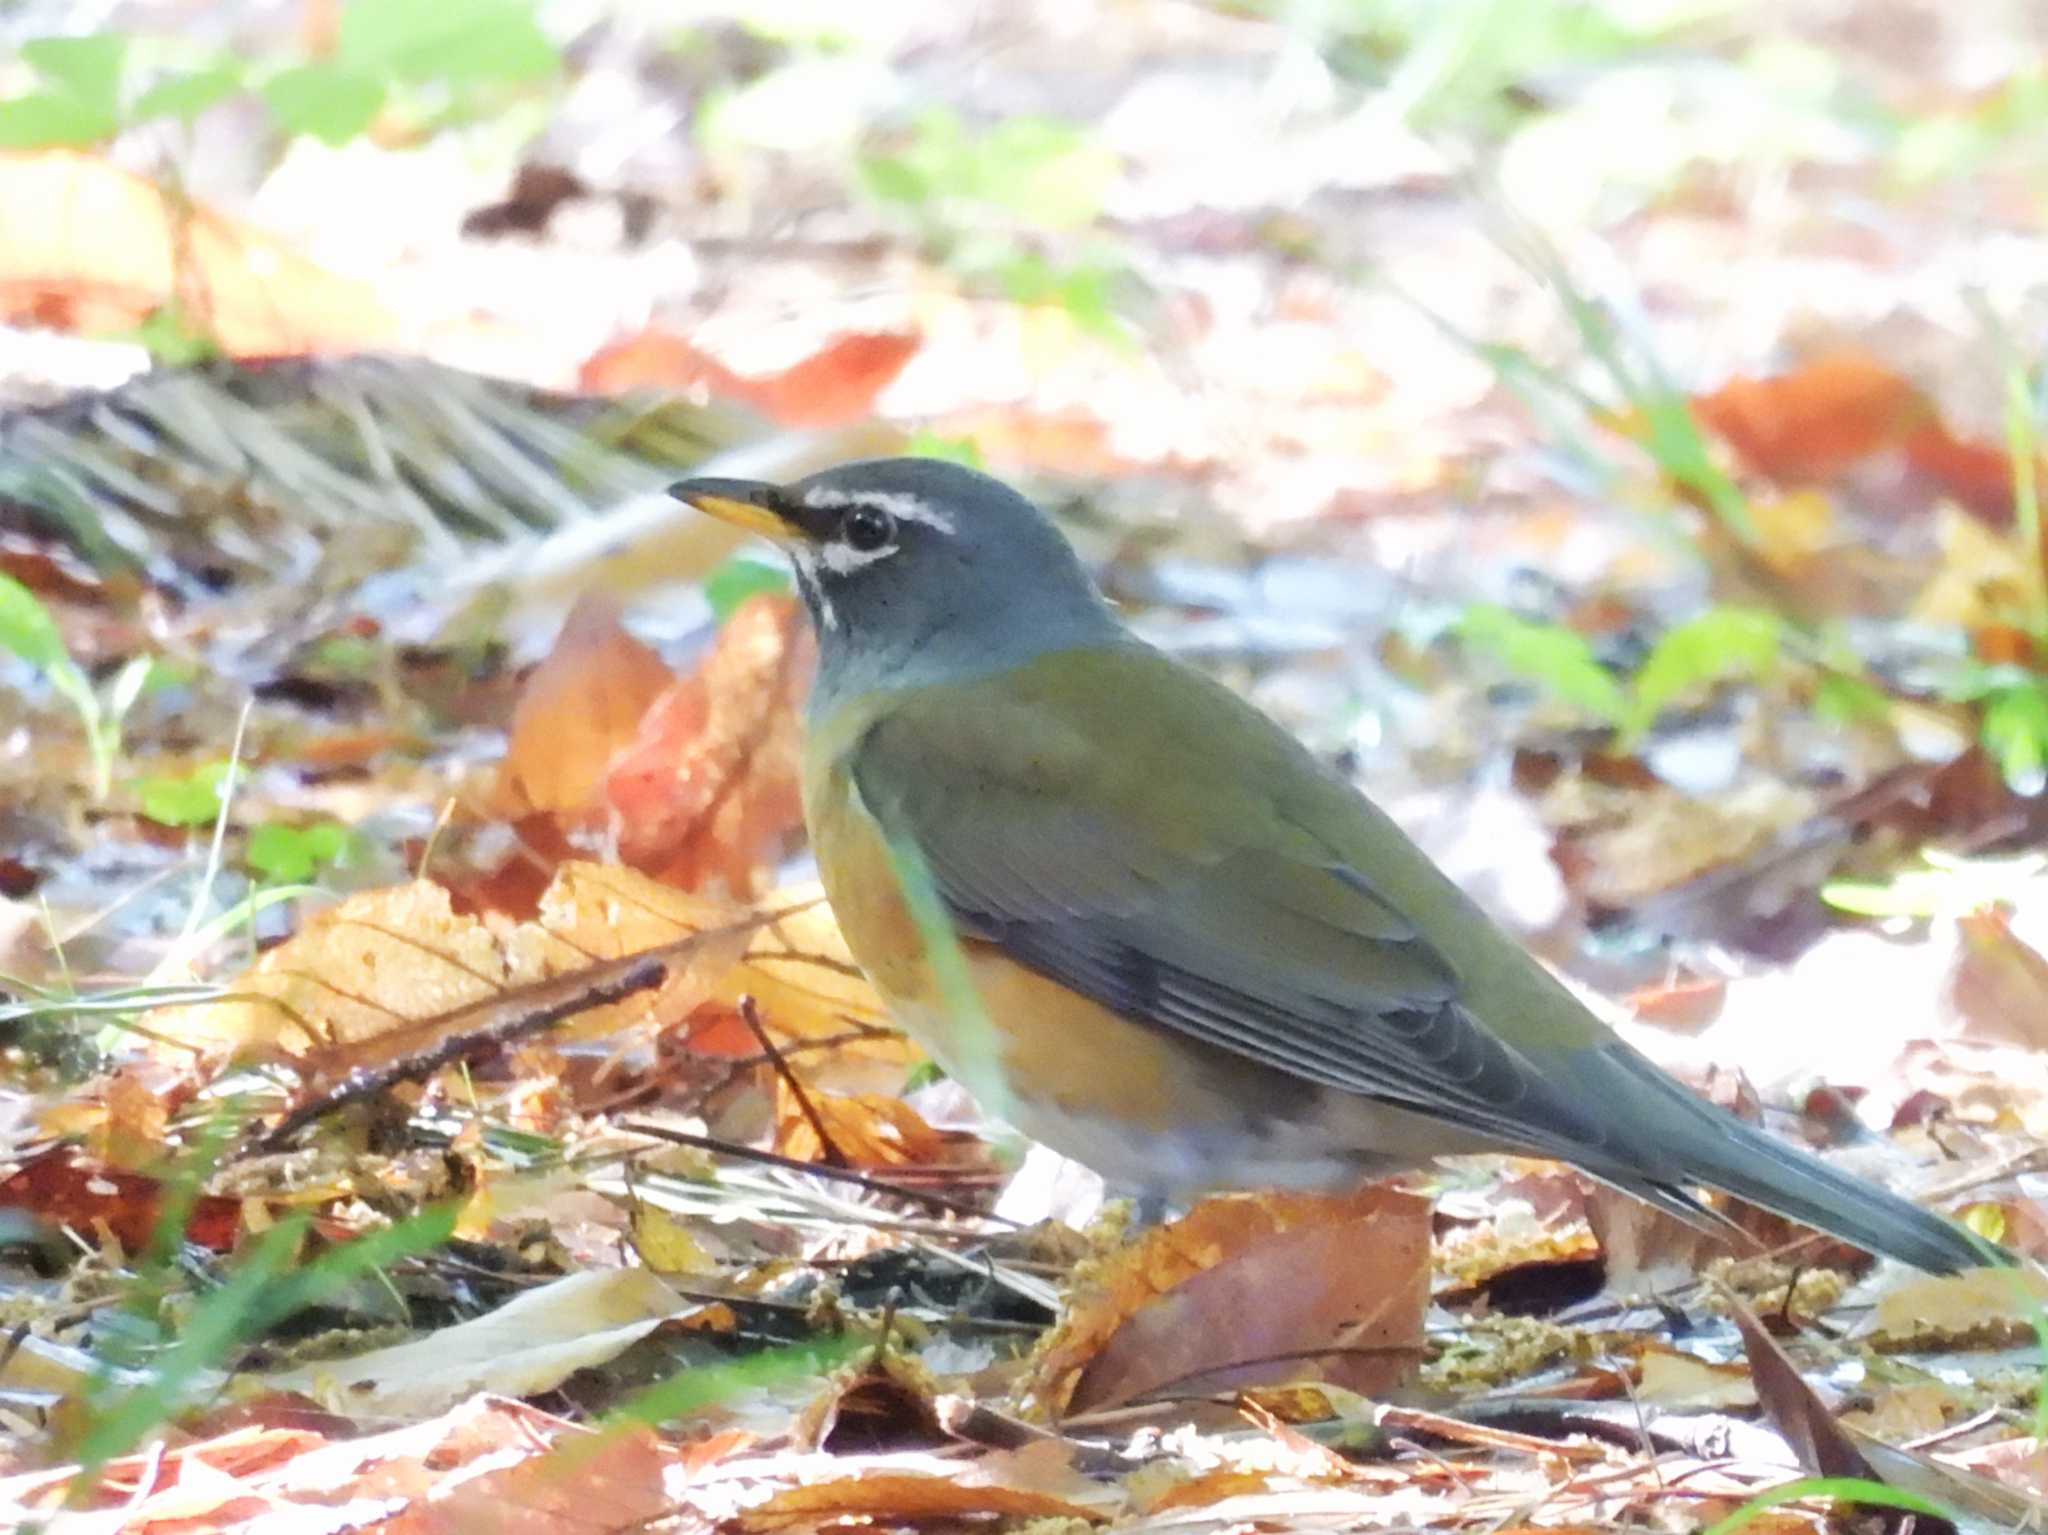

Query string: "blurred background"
[[12, 5, 2048, 1511], [7, 0, 2048, 1185]]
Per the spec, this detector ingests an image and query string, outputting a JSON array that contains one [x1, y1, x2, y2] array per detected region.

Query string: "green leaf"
[[136, 761, 232, 829], [132, 63, 244, 124], [247, 820, 354, 883], [0, 91, 117, 148], [0, 570, 74, 674], [75, 1205, 457, 1476], [131, 302, 222, 367], [1813, 671, 1890, 726], [704, 557, 791, 624], [1456, 604, 1626, 724], [994, 254, 1130, 342], [1623, 607, 1781, 744], [858, 154, 928, 205], [261, 63, 385, 145], [1983, 682, 2048, 793], [908, 431, 984, 468], [73, 1218, 306, 1475], [1697, 1476, 1954, 1535], [338, 0, 559, 85], [23, 35, 126, 116]]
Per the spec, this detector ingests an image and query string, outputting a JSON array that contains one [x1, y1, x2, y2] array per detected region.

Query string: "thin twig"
[[617, 1118, 1012, 1227], [739, 993, 850, 1168], [253, 955, 668, 1151]]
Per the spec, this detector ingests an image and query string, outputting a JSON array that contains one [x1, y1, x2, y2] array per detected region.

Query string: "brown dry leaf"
[[773, 1079, 947, 1168], [1030, 1188, 1431, 1416], [1870, 1266, 2048, 1350], [607, 593, 815, 898], [1840, 1384, 1959, 1441], [0, 150, 397, 354], [1636, 1344, 1757, 1409], [578, 329, 919, 428], [1949, 906, 2048, 1050], [144, 862, 759, 1058], [495, 595, 677, 818], [1692, 350, 1932, 484], [738, 1470, 1103, 1531], [1144, 1468, 1289, 1512], [794, 1354, 951, 1454], [1724, 1288, 1879, 1486]]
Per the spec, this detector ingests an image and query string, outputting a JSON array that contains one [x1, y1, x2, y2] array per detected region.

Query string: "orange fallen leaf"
[[607, 593, 814, 898], [0, 150, 396, 355], [0, 1146, 242, 1255], [579, 328, 918, 428], [706, 886, 915, 1089], [737, 1471, 1103, 1531], [495, 594, 677, 818], [1030, 1188, 1431, 1415], [1905, 422, 2033, 524], [143, 862, 759, 1059], [773, 1079, 947, 1168], [1692, 350, 1932, 485]]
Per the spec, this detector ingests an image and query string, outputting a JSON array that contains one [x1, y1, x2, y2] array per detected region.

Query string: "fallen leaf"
[[144, 862, 760, 1058], [495, 595, 677, 818], [0, 149, 396, 354], [0, 1146, 241, 1255], [795, 1355, 952, 1454], [629, 1199, 717, 1276], [1724, 1288, 1886, 1490], [1911, 506, 2039, 630], [1636, 1344, 1756, 1409], [1693, 350, 1931, 484], [1030, 1188, 1430, 1416], [260, 1267, 696, 1417], [737, 1470, 1103, 1530], [773, 1079, 948, 1168], [378, 1415, 679, 1535], [1903, 422, 2033, 524], [1870, 1266, 2048, 1350], [607, 593, 815, 898], [579, 329, 918, 428], [714, 888, 902, 1058], [1949, 906, 2048, 1050], [0, 1395, 688, 1533]]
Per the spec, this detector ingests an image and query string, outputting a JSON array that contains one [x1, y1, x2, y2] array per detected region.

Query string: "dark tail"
[[1588, 1048, 2009, 1275]]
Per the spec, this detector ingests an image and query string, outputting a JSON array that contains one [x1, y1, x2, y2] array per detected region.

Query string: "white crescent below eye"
[[817, 540, 899, 576]]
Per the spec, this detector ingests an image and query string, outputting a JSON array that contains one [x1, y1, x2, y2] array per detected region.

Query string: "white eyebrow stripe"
[[800, 486, 955, 532]]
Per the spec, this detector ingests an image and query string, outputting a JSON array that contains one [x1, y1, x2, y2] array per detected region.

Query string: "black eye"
[[841, 504, 896, 552]]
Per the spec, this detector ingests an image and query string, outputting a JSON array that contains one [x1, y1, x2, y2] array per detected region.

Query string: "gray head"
[[671, 458, 1122, 712]]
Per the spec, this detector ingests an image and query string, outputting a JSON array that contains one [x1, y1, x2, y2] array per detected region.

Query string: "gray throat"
[[799, 564, 1127, 721]]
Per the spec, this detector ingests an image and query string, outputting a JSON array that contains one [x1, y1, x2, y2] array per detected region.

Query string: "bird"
[[670, 457, 2002, 1275]]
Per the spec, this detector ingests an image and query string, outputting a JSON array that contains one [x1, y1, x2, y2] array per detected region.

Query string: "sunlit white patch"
[[801, 486, 955, 533]]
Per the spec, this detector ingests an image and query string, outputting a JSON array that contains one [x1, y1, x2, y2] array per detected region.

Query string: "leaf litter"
[[6, 1, 2048, 1531]]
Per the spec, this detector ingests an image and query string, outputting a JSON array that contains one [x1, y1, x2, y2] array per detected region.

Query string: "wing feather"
[[848, 652, 1616, 1157]]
